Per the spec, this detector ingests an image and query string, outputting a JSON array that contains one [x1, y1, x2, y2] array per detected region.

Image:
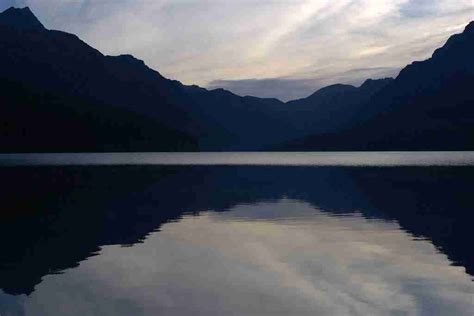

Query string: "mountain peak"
[[0, 6, 45, 30], [359, 78, 393, 90], [112, 54, 146, 67], [308, 84, 356, 97], [465, 21, 474, 33]]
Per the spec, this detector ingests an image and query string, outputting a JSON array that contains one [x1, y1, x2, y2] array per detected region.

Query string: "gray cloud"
[[208, 78, 320, 102], [208, 66, 398, 102]]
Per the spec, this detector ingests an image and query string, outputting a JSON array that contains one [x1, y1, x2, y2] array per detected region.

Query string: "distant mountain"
[[281, 22, 474, 150], [285, 78, 394, 134], [0, 6, 473, 151]]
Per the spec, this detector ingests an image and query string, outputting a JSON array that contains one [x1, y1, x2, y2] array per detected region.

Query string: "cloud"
[[208, 78, 320, 102], [208, 66, 398, 101], [1, 1, 473, 100]]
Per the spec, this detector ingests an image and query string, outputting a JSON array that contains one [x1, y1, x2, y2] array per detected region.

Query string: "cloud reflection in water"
[[6, 199, 473, 316]]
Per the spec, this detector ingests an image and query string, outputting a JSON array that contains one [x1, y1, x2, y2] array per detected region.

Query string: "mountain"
[[281, 22, 474, 150], [179, 85, 294, 149], [285, 78, 394, 134], [0, 6, 44, 30], [0, 6, 473, 151], [0, 7, 207, 152], [0, 7, 296, 151]]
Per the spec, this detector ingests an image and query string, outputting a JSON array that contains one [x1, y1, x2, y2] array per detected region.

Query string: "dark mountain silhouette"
[[179, 85, 317, 149], [0, 7, 473, 151], [0, 6, 44, 30], [0, 165, 473, 295], [281, 22, 474, 150], [284, 78, 394, 134], [0, 7, 212, 152], [0, 7, 291, 151]]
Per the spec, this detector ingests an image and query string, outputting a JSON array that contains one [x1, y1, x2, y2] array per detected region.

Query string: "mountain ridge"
[[0, 6, 45, 30], [0, 7, 473, 151], [280, 21, 474, 150]]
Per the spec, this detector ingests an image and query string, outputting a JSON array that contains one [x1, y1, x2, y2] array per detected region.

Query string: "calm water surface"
[[0, 152, 473, 315], [1, 151, 474, 166]]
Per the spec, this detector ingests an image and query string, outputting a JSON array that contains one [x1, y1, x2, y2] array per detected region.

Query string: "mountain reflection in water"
[[0, 165, 473, 315]]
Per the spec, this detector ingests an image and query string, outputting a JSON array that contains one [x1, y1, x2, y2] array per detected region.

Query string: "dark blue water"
[[0, 153, 473, 315]]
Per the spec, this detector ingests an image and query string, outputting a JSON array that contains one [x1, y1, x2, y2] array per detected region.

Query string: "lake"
[[0, 152, 473, 315]]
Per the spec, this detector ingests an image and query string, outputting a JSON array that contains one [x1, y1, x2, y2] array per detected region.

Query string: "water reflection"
[[0, 165, 473, 315]]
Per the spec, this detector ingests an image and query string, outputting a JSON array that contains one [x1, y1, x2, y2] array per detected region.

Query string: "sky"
[[1, 0, 473, 101]]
